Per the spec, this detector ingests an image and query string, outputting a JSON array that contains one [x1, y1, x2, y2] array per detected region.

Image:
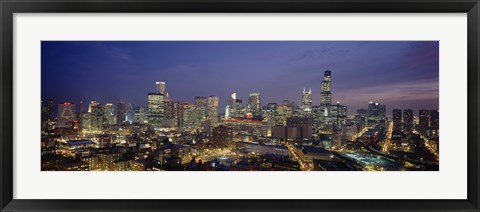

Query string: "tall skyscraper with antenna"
[[320, 70, 332, 117]]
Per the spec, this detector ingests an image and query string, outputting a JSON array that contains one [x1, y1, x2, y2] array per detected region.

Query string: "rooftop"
[[67, 140, 95, 146]]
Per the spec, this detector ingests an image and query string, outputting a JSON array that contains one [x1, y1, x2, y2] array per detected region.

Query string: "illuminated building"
[[262, 103, 277, 135], [125, 102, 135, 123], [418, 109, 430, 135], [134, 106, 148, 124], [163, 100, 177, 127], [53, 125, 79, 139], [59, 161, 89, 171], [287, 117, 313, 139], [275, 104, 293, 126], [104, 103, 116, 125], [430, 109, 439, 129], [147, 93, 165, 126], [292, 145, 332, 163], [195, 96, 207, 120], [230, 99, 246, 118], [392, 109, 403, 134], [164, 93, 176, 120], [273, 117, 313, 140], [236, 142, 290, 157], [367, 102, 386, 120], [81, 101, 105, 131], [148, 81, 167, 126], [58, 102, 76, 128], [175, 102, 189, 128], [357, 108, 367, 116], [236, 99, 243, 109], [156, 81, 166, 95], [312, 106, 323, 134], [341, 123, 357, 141], [132, 159, 148, 171], [302, 87, 313, 114], [282, 100, 297, 109], [225, 105, 230, 119], [47, 99, 55, 120], [248, 93, 261, 117], [230, 92, 237, 115], [330, 101, 347, 130], [355, 115, 366, 133], [207, 95, 219, 127], [86, 153, 121, 170], [57, 139, 96, 157], [355, 108, 368, 132], [41, 101, 48, 124], [212, 125, 234, 148], [223, 118, 268, 137], [78, 101, 84, 118], [365, 102, 387, 132], [183, 104, 203, 130], [320, 70, 332, 117], [116, 100, 127, 124], [428, 109, 439, 138], [403, 109, 414, 134]]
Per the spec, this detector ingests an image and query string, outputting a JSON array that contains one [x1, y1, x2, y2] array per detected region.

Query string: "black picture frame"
[[1, 0, 479, 211]]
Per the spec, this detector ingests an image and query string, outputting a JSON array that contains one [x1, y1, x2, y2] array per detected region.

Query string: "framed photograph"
[[1, 0, 479, 211]]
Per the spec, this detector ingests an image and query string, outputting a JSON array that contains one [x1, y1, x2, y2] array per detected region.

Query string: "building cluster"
[[392, 109, 439, 137], [41, 70, 439, 171]]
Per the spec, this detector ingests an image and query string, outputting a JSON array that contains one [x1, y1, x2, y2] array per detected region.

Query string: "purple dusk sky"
[[41, 41, 439, 115]]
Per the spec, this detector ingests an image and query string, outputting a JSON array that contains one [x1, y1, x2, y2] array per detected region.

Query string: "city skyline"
[[41, 41, 439, 115], [41, 41, 439, 172]]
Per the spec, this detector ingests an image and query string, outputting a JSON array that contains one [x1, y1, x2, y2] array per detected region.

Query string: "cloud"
[[288, 47, 350, 62], [97, 42, 132, 61], [338, 78, 439, 105]]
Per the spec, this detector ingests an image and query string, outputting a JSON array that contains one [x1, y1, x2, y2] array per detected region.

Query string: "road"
[[286, 144, 313, 171], [381, 121, 393, 152], [414, 129, 439, 161], [352, 127, 368, 141]]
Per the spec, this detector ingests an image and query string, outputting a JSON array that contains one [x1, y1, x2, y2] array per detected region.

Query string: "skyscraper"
[[183, 104, 203, 130], [207, 95, 219, 127], [320, 70, 332, 117], [164, 92, 176, 121], [156, 81, 166, 95], [148, 82, 166, 127], [235, 99, 243, 113], [230, 93, 237, 115], [367, 102, 386, 121], [116, 100, 126, 124], [175, 102, 190, 128], [225, 105, 230, 119], [58, 102, 76, 128], [392, 109, 403, 134], [104, 103, 116, 125], [302, 88, 313, 114], [418, 109, 430, 134], [403, 109, 414, 134], [148, 93, 164, 126], [78, 101, 84, 118], [195, 96, 207, 120], [46, 99, 55, 120], [430, 110, 439, 129], [165, 101, 176, 120], [125, 102, 135, 123], [248, 93, 261, 117], [330, 101, 347, 130], [84, 100, 105, 131]]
